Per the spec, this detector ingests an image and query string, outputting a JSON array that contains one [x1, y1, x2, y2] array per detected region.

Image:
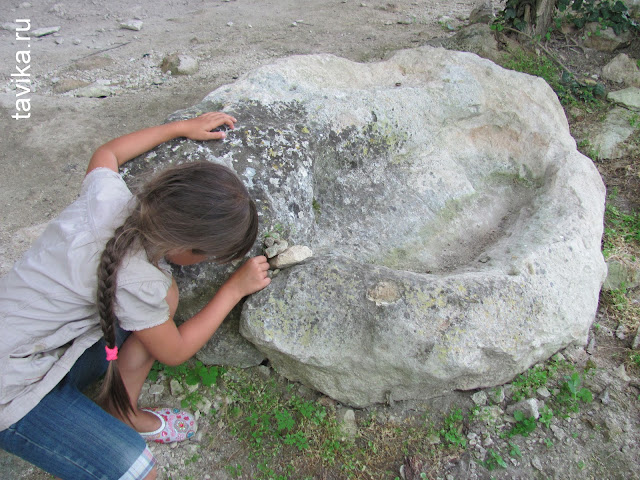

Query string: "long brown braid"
[[95, 161, 258, 418]]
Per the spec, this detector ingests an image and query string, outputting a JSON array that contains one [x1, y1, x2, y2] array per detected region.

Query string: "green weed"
[[507, 410, 537, 437], [511, 364, 555, 402], [439, 409, 467, 448], [556, 373, 593, 413], [502, 49, 602, 107], [539, 405, 554, 428], [508, 441, 522, 458], [479, 449, 508, 471]]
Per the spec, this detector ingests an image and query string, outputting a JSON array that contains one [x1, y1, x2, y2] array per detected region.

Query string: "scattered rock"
[[428, 23, 503, 63], [1, 22, 19, 32], [468, 1, 494, 24], [608, 87, 640, 110], [583, 23, 632, 52], [32, 26, 61, 37], [602, 53, 640, 88], [589, 108, 635, 160], [564, 346, 589, 367], [53, 78, 90, 94], [536, 386, 551, 398], [160, 53, 199, 75], [530, 456, 544, 472], [613, 364, 631, 382], [471, 390, 488, 406], [603, 259, 640, 290], [255, 365, 271, 380], [170, 378, 184, 396], [507, 398, 540, 419], [74, 85, 115, 98], [489, 387, 505, 404], [72, 56, 114, 71], [149, 384, 165, 395], [337, 408, 358, 439], [633, 330, 640, 350], [120, 19, 143, 31]]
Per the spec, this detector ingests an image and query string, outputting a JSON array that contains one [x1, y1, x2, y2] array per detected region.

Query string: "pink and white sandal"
[[139, 407, 197, 444]]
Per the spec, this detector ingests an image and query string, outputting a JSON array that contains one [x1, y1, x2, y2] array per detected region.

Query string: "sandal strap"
[[139, 408, 166, 437]]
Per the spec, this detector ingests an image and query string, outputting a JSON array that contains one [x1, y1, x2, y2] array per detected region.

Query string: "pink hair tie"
[[105, 345, 118, 361]]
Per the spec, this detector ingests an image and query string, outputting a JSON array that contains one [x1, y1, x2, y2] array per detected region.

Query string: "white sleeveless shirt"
[[0, 168, 173, 430]]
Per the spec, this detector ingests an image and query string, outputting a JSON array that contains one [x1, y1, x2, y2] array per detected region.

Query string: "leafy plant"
[[495, 0, 639, 35], [502, 50, 600, 107], [511, 364, 554, 402], [539, 405, 554, 428], [605, 202, 640, 245], [148, 360, 224, 387], [558, 0, 638, 35], [508, 441, 522, 458], [439, 409, 467, 448], [479, 449, 508, 471], [556, 373, 593, 412], [508, 410, 538, 437]]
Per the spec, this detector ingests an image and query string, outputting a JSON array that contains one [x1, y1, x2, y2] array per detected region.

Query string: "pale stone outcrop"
[[126, 47, 606, 404]]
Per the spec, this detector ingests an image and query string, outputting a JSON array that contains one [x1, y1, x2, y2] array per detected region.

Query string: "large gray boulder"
[[126, 47, 606, 405]]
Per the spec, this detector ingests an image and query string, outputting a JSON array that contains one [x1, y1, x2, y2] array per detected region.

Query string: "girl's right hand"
[[225, 255, 271, 299]]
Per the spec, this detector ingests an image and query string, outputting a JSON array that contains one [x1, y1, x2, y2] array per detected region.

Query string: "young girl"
[[0, 112, 271, 480]]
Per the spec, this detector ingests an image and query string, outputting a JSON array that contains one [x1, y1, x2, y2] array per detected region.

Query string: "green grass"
[[501, 49, 602, 107]]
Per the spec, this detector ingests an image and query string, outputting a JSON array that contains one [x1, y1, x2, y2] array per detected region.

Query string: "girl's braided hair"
[[96, 161, 258, 418]]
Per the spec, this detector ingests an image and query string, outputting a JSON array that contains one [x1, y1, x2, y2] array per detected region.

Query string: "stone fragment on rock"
[[269, 245, 313, 269], [120, 19, 143, 31], [264, 240, 289, 258]]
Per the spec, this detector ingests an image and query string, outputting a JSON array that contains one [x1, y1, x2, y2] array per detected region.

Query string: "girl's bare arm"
[[86, 112, 237, 175], [132, 255, 271, 366]]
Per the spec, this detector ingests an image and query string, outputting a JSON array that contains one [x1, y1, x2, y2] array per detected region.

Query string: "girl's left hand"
[[180, 112, 237, 141]]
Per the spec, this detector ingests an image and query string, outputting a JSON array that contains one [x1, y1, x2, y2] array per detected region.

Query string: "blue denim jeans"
[[0, 329, 155, 480]]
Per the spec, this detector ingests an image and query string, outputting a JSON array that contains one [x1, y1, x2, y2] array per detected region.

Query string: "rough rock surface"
[[124, 46, 605, 407], [123, 46, 606, 405]]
